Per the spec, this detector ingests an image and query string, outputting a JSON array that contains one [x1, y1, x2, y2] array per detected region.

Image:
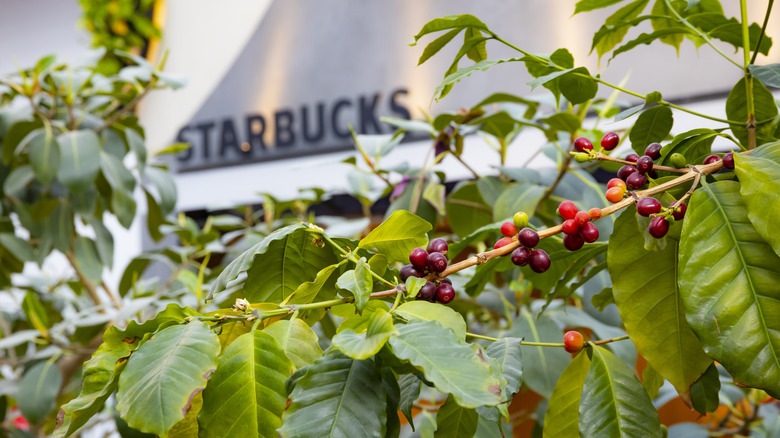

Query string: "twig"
[[95, 82, 155, 133], [65, 251, 107, 313], [594, 152, 687, 173]]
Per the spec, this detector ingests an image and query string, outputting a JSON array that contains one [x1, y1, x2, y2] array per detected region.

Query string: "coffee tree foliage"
[[3, 0, 780, 436]]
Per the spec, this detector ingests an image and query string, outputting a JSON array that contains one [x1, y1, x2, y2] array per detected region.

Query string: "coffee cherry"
[[625, 153, 640, 163], [670, 153, 687, 168], [588, 207, 602, 220], [562, 219, 580, 235], [581, 222, 600, 243], [518, 228, 540, 248], [529, 249, 551, 273], [636, 197, 662, 217], [511, 247, 532, 266], [500, 222, 518, 237], [645, 143, 662, 160], [417, 281, 437, 301], [400, 264, 424, 282], [563, 233, 585, 251], [703, 154, 721, 165], [427, 238, 449, 255], [636, 156, 654, 174], [574, 211, 590, 226], [722, 152, 735, 169], [436, 283, 456, 304], [605, 187, 625, 203], [440, 277, 452, 285], [494, 236, 513, 249], [617, 165, 638, 181], [607, 178, 627, 191], [409, 248, 428, 269], [513, 211, 529, 229], [626, 172, 648, 190], [574, 152, 590, 163], [564, 331, 584, 353], [573, 137, 593, 152], [601, 132, 619, 151], [558, 201, 578, 220], [426, 252, 448, 272], [672, 202, 687, 221], [648, 216, 670, 238]]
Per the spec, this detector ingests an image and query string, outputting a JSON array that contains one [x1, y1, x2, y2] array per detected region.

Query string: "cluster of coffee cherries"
[[572, 131, 620, 156], [494, 212, 552, 273], [615, 142, 663, 192], [399, 238, 456, 304], [638, 196, 687, 239], [703, 152, 735, 169], [557, 201, 600, 251]]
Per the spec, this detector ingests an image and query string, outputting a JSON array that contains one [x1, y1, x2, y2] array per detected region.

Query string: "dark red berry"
[[625, 153, 640, 163], [409, 248, 428, 269], [648, 169, 658, 179], [703, 154, 721, 165], [562, 219, 580, 235], [494, 236, 513, 249], [644, 143, 662, 160], [626, 172, 648, 190], [440, 277, 452, 285], [722, 153, 734, 169], [511, 247, 532, 266], [558, 201, 579, 220], [564, 331, 584, 353], [636, 156, 654, 174], [648, 216, 670, 238], [601, 132, 619, 151], [617, 165, 638, 181], [581, 222, 599, 243], [426, 252, 448, 272], [636, 197, 662, 217], [529, 249, 551, 273], [574, 211, 590, 226], [563, 233, 585, 251], [417, 281, 437, 301], [500, 222, 518, 237], [672, 203, 687, 221], [427, 238, 449, 255], [400, 264, 424, 282], [436, 283, 455, 304], [518, 228, 540, 248], [573, 137, 593, 153]]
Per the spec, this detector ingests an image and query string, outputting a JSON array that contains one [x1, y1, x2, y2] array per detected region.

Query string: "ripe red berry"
[[636, 197, 662, 217], [617, 165, 638, 181], [574, 211, 590, 226], [564, 331, 584, 353], [645, 143, 662, 160], [563, 233, 585, 251], [440, 277, 452, 285], [607, 178, 627, 191], [436, 283, 456, 303], [409, 248, 428, 269], [605, 187, 625, 203], [625, 153, 640, 163], [722, 152, 735, 169], [648, 216, 670, 238], [581, 222, 599, 243], [672, 202, 687, 221], [573, 137, 593, 153], [588, 207, 602, 220], [400, 264, 424, 282], [626, 172, 648, 190], [426, 252, 448, 272], [529, 249, 551, 273], [494, 236, 513, 249], [427, 238, 449, 255], [601, 132, 619, 151], [703, 154, 721, 165], [636, 156, 654, 174], [500, 222, 518, 237], [416, 281, 437, 301], [558, 201, 579, 220], [562, 219, 580, 235], [518, 228, 540, 248], [511, 247, 532, 266]]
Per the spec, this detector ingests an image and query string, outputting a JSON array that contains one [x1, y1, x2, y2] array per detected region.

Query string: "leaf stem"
[[741, 0, 758, 149], [663, 0, 743, 69], [751, 0, 774, 64], [319, 232, 397, 288]]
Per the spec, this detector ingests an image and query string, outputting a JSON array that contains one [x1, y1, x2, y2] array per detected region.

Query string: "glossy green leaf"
[[388, 320, 500, 408], [393, 300, 467, 340], [629, 106, 673, 154], [657, 128, 719, 168], [410, 14, 489, 46], [678, 180, 780, 397], [18, 361, 62, 424], [446, 181, 493, 237], [198, 330, 292, 438], [611, 29, 691, 60], [579, 346, 662, 437], [28, 127, 59, 184], [734, 143, 780, 257], [418, 28, 463, 65], [493, 183, 545, 222], [56, 130, 100, 192], [608, 207, 711, 396], [689, 363, 720, 414], [485, 338, 524, 397], [544, 352, 591, 438], [287, 263, 341, 305], [541, 112, 581, 133], [333, 308, 397, 360], [650, 0, 686, 49], [559, 67, 599, 104], [280, 351, 386, 438], [641, 363, 665, 401], [574, 0, 624, 13], [435, 57, 520, 100], [168, 393, 201, 438], [404, 276, 427, 299], [434, 394, 478, 438], [749, 64, 780, 88], [726, 78, 779, 146], [358, 210, 431, 264], [591, 2, 651, 60], [398, 373, 421, 427], [263, 318, 322, 371], [336, 259, 373, 313], [116, 321, 220, 436]]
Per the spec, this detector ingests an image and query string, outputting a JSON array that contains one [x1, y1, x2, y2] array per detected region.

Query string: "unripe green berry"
[[670, 153, 687, 168], [574, 152, 589, 163], [513, 211, 529, 229]]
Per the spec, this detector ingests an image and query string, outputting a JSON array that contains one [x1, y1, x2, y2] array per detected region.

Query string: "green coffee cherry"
[[574, 152, 590, 163], [670, 153, 687, 168], [513, 211, 529, 229]]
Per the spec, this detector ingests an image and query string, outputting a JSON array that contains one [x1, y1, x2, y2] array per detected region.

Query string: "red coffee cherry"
[[518, 228, 540, 248], [563, 233, 585, 251], [573, 137, 594, 152], [626, 172, 648, 190], [581, 222, 600, 243], [574, 211, 590, 226], [601, 132, 619, 151], [722, 152, 735, 169], [511, 247, 532, 266], [400, 264, 425, 282], [648, 216, 670, 238], [562, 219, 580, 235], [558, 201, 579, 220], [636, 197, 662, 217], [672, 202, 687, 221], [436, 283, 456, 303], [426, 252, 448, 272], [636, 156, 654, 174], [529, 249, 551, 273], [416, 281, 437, 301], [409, 248, 428, 270], [703, 154, 721, 165], [644, 143, 662, 160], [427, 238, 449, 255], [617, 165, 638, 181], [500, 222, 518, 237], [494, 236, 513, 249], [564, 331, 584, 353], [625, 153, 640, 163]]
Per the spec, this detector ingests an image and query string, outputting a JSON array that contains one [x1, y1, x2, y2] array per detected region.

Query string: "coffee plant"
[[4, 0, 780, 436]]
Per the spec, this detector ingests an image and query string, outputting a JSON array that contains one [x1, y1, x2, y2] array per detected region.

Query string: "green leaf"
[[434, 58, 521, 100], [358, 210, 431, 264], [689, 363, 720, 414], [423, 182, 446, 216], [559, 67, 599, 104], [446, 181, 493, 238], [3, 165, 34, 198], [22, 292, 48, 333], [591, 3, 652, 60], [287, 263, 341, 305], [574, 0, 624, 13], [404, 276, 427, 299], [678, 180, 780, 397], [18, 361, 62, 424], [146, 166, 177, 215], [116, 321, 220, 436], [749, 64, 780, 89], [484, 338, 524, 397], [336, 260, 373, 313], [74, 237, 103, 284], [28, 127, 59, 184], [418, 28, 463, 65], [657, 128, 720, 168], [629, 106, 674, 153], [591, 287, 615, 311], [410, 14, 489, 46], [89, 219, 114, 269], [126, 128, 147, 171], [579, 346, 663, 437], [333, 308, 397, 360], [544, 352, 591, 438], [610, 28, 692, 60], [263, 318, 323, 371], [734, 142, 780, 257], [198, 330, 292, 438], [168, 393, 201, 438], [56, 130, 101, 192], [387, 320, 500, 408], [541, 112, 581, 133], [641, 363, 665, 400], [493, 183, 545, 223], [393, 300, 467, 340], [100, 151, 134, 193], [608, 207, 711, 396], [280, 351, 386, 438], [434, 394, 478, 438], [726, 77, 779, 147], [398, 374, 421, 427], [3, 120, 42, 165], [650, 0, 686, 50]]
